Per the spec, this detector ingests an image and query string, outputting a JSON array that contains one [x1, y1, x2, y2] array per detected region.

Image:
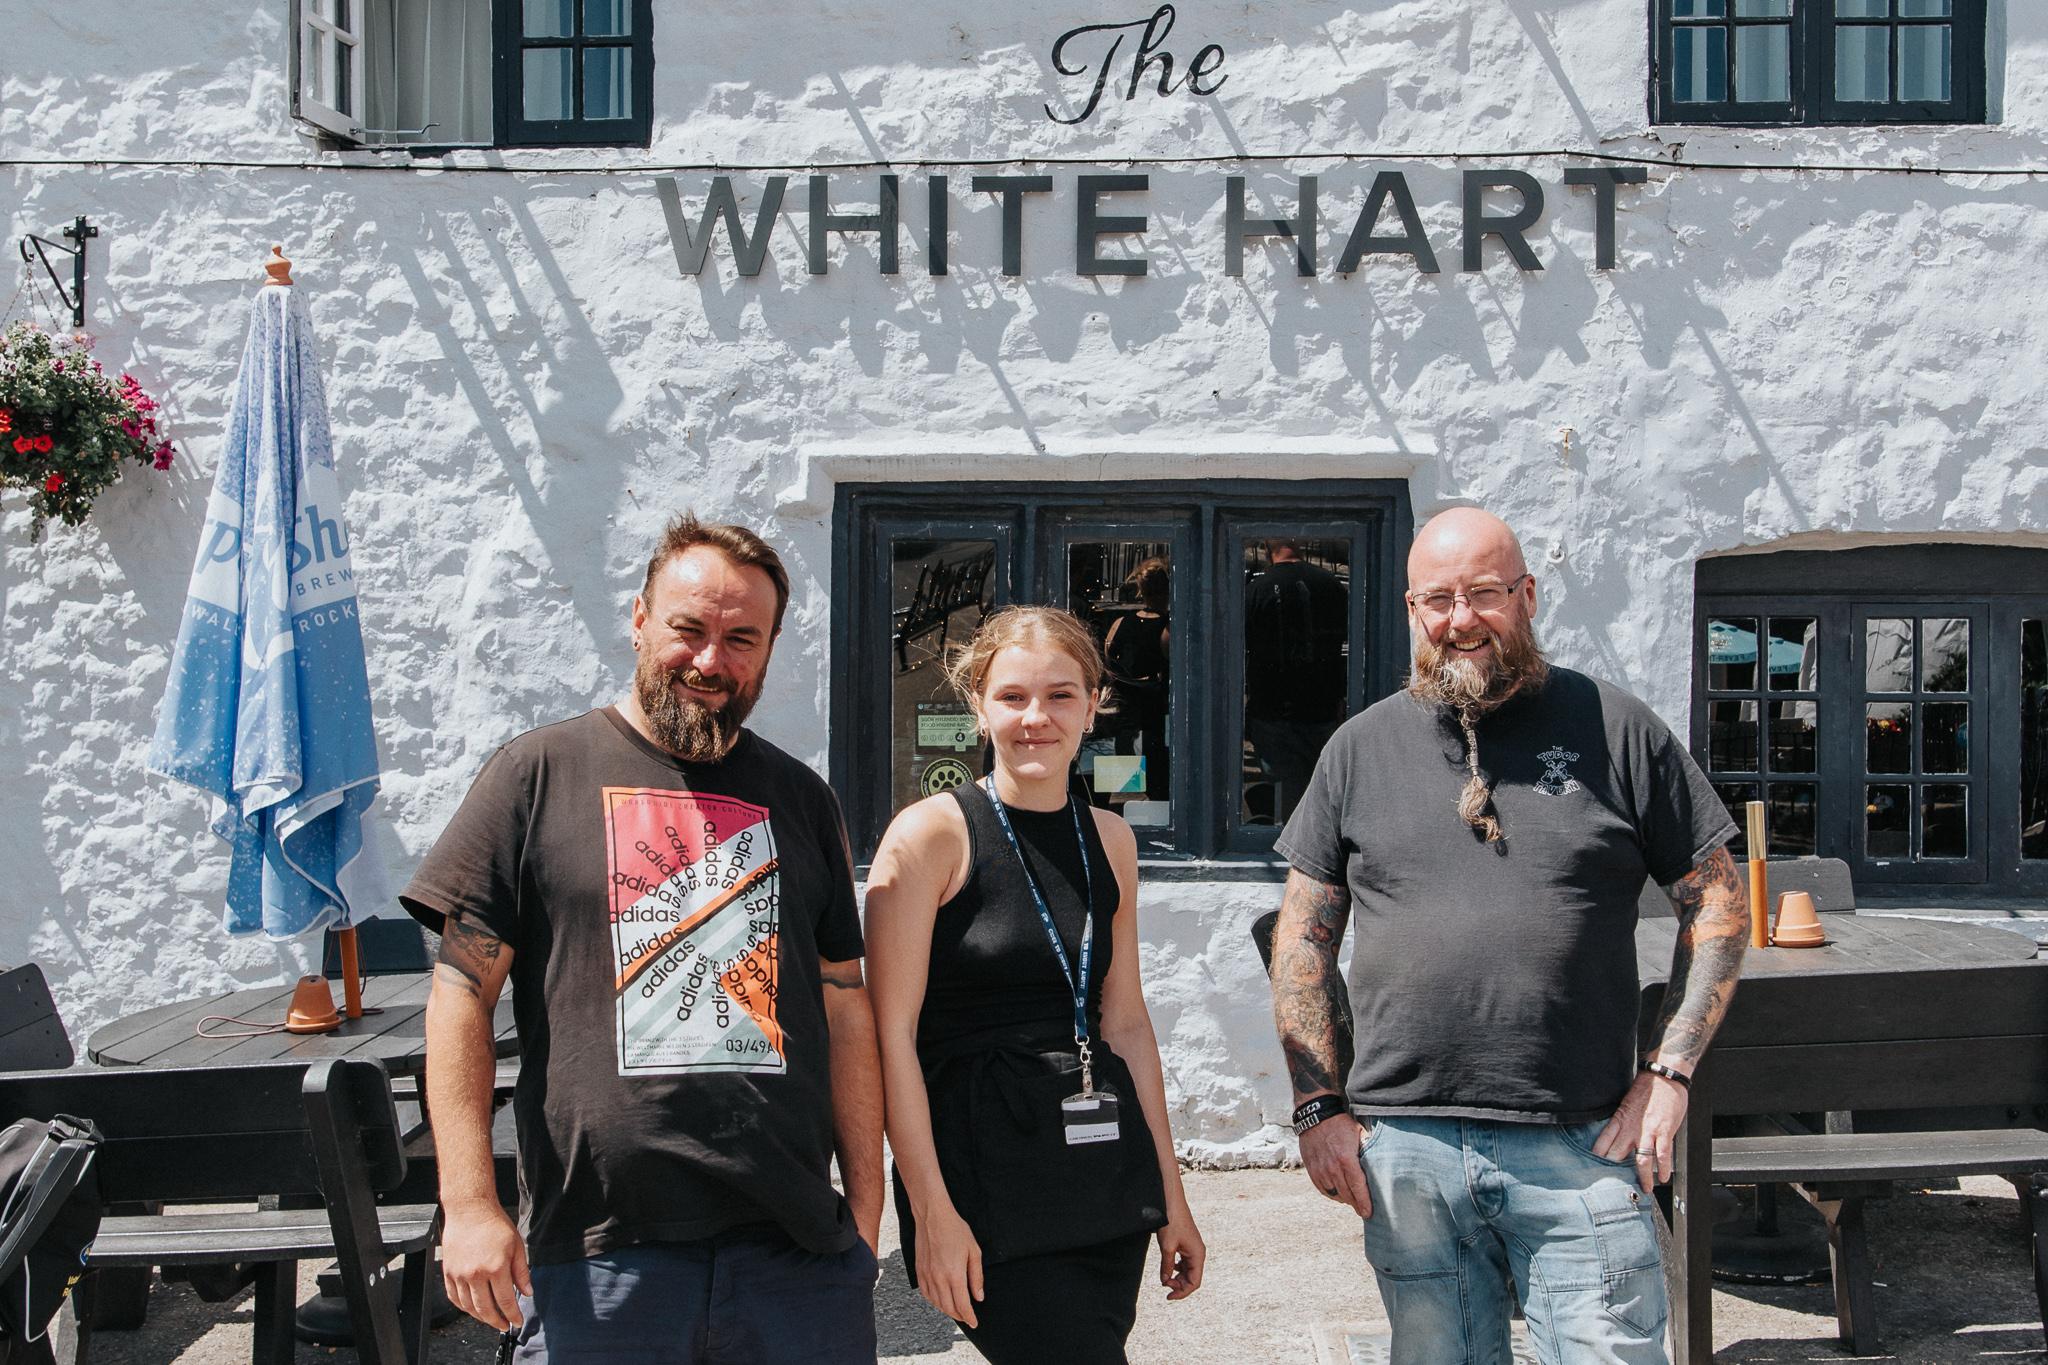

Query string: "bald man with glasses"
[[1267, 508, 1748, 1365]]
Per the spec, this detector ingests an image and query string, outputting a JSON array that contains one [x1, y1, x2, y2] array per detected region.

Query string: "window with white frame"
[[292, 0, 652, 149]]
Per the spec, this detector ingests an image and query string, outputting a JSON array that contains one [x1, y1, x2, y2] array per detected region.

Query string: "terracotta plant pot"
[[1772, 891, 1826, 947], [284, 975, 342, 1034]]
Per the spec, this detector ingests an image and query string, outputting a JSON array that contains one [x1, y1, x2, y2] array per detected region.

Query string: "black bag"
[[0, 1116, 102, 1356], [927, 1041, 1166, 1264]]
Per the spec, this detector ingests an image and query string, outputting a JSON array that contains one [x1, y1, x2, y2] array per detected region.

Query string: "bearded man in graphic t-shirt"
[[405, 513, 883, 1364], [1268, 508, 1750, 1365]]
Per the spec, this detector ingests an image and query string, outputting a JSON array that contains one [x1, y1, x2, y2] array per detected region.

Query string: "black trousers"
[[906, 1227, 1152, 1365]]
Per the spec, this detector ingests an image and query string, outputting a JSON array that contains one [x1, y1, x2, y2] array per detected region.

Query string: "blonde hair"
[[944, 606, 1107, 714]]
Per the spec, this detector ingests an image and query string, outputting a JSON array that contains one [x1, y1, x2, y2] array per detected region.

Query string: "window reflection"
[[1922, 617, 1969, 691], [1922, 702, 1967, 774], [1836, 25, 1890, 101], [1710, 700, 1759, 772], [1866, 702, 1912, 774], [1767, 617, 1819, 691], [1242, 539, 1352, 825], [1922, 784, 1967, 858], [1865, 618, 1914, 692], [2024, 620, 2046, 860], [1069, 541, 1174, 828], [1707, 617, 1759, 690], [1767, 784, 1818, 856], [1767, 701, 1818, 773], [1867, 784, 1910, 859], [890, 539, 997, 819]]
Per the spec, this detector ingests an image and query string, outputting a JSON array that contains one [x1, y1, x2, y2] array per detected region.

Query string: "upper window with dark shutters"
[[290, 0, 653, 149]]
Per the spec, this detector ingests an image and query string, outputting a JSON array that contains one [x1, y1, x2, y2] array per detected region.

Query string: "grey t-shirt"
[[1276, 667, 1735, 1123]]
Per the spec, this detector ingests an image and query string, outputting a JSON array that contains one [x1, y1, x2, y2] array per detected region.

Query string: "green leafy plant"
[[0, 322, 176, 541]]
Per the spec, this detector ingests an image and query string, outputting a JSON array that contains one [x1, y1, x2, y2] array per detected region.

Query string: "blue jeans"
[[511, 1227, 879, 1364], [1357, 1116, 1668, 1365]]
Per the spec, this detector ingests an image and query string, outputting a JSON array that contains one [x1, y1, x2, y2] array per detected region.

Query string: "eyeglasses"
[[1407, 573, 1530, 619]]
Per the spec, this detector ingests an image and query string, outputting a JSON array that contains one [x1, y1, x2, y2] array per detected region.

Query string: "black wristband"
[[1643, 1061, 1692, 1089], [1291, 1094, 1348, 1135]]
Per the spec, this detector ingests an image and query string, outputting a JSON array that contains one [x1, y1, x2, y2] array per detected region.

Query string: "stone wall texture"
[[5, 1, 2045, 1161]]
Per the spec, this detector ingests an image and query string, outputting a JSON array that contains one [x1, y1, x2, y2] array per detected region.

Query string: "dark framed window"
[[1693, 546, 2048, 901], [291, 0, 653, 149], [830, 481, 1412, 863], [495, 0, 653, 147], [1654, 0, 1986, 126]]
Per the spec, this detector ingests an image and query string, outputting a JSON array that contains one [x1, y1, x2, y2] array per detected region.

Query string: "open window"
[[291, 0, 652, 149]]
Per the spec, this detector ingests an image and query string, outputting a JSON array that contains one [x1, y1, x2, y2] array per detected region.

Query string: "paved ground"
[[75, 1169, 2044, 1363]]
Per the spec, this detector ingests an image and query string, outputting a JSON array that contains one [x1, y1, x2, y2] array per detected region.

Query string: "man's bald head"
[[1404, 506, 1547, 720], [1408, 507, 1529, 589]]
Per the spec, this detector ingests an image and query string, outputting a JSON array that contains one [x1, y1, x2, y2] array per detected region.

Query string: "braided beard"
[[1408, 613, 1549, 843]]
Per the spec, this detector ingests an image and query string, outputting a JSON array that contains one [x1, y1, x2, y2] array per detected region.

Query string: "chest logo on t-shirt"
[[1533, 746, 1584, 797], [603, 788, 785, 1077]]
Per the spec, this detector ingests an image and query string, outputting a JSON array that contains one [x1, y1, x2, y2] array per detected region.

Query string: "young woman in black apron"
[[865, 606, 1205, 1364]]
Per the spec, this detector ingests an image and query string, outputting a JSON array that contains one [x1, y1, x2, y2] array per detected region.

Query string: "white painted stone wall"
[[4, 1, 2045, 1162]]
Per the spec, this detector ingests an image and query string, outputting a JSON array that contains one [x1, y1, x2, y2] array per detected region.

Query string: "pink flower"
[[43, 473, 63, 493], [153, 442, 175, 471]]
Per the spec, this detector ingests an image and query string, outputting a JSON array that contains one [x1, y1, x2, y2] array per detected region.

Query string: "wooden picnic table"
[[86, 970, 515, 1075], [1634, 913, 2046, 1363]]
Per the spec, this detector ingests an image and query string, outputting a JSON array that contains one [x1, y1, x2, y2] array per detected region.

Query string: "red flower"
[[43, 474, 63, 493], [0, 409, 11, 434], [33, 434, 53, 454], [10, 436, 29, 456]]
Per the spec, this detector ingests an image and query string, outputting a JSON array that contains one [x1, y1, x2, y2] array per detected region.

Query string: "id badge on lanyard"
[[982, 776, 1122, 1147]]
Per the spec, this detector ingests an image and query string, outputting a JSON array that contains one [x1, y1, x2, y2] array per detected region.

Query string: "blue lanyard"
[[982, 775, 1096, 1052]]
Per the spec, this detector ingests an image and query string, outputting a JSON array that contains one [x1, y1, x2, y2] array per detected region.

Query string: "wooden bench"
[[1712, 1126, 2048, 1354], [0, 1057, 440, 1365], [0, 964, 73, 1072]]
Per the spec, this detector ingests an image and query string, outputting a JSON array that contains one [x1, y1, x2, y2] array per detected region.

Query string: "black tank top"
[[915, 782, 1119, 1059]]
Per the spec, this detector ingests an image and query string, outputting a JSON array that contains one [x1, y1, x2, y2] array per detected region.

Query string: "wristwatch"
[[1292, 1093, 1348, 1135]]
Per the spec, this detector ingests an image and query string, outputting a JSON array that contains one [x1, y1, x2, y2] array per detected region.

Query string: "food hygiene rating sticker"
[[603, 787, 785, 1076]]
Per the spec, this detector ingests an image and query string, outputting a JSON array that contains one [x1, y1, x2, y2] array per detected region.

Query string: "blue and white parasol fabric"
[[147, 285, 383, 938]]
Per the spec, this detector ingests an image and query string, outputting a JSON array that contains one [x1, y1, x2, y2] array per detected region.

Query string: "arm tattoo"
[[1269, 872, 1354, 1100], [1651, 845, 1749, 1071], [820, 960, 865, 990], [433, 914, 504, 1000]]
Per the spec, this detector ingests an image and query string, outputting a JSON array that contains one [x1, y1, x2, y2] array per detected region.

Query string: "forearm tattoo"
[[1652, 845, 1749, 1071], [820, 960, 864, 991], [433, 914, 504, 999], [1270, 872, 1354, 1099]]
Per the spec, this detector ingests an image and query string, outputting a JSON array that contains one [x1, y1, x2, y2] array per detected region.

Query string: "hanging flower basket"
[[0, 321, 177, 541]]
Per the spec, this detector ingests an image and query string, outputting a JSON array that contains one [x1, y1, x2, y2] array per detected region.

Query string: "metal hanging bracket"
[[17, 216, 98, 328]]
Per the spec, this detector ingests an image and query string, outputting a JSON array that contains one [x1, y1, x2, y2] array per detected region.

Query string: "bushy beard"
[[1407, 611, 1549, 718], [634, 653, 762, 763]]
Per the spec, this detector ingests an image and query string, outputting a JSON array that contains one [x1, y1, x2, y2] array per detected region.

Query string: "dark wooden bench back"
[[0, 1058, 407, 1205], [0, 964, 73, 1072]]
